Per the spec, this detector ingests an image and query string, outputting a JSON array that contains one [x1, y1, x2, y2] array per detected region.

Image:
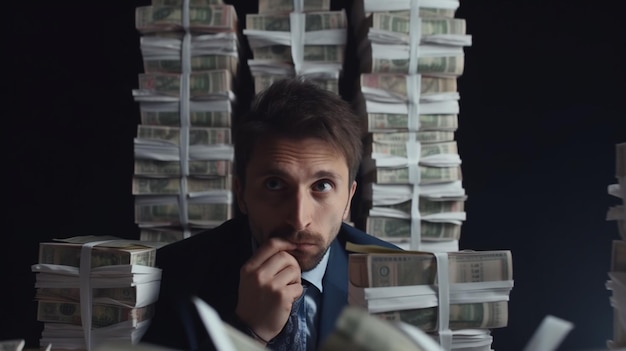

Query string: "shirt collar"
[[301, 247, 329, 293]]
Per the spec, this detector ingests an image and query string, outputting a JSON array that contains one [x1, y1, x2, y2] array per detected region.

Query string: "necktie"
[[269, 280, 320, 351]]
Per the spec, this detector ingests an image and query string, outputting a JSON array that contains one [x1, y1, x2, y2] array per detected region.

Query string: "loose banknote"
[[320, 306, 443, 351]]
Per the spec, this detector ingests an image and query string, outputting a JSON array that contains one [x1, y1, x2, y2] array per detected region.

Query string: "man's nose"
[[285, 189, 313, 231]]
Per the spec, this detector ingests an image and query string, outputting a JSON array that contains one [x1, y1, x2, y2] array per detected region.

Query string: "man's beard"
[[269, 227, 332, 272]]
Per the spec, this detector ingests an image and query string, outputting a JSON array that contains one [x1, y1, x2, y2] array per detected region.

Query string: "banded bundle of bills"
[[242, 0, 347, 94], [347, 243, 513, 351], [31, 237, 163, 351], [349, 0, 470, 252], [133, 0, 240, 242], [607, 142, 626, 349]]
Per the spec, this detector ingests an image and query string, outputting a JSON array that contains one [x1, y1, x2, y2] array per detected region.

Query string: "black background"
[[3, 0, 626, 350]]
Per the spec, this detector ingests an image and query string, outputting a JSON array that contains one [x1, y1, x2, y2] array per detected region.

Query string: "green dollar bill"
[[371, 131, 455, 143], [365, 216, 461, 241], [246, 11, 346, 31], [371, 14, 466, 36], [258, 0, 330, 14], [136, 5, 237, 33], [143, 55, 238, 75], [367, 113, 458, 131], [38, 243, 156, 268], [136, 125, 231, 145], [132, 176, 232, 195], [37, 301, 154, 328], [361, 74, 457, 97], [140, 110, 232, 128], [138, 69, 231, 98], [375, 301, 508, 332], [134, 159, 232, 176]]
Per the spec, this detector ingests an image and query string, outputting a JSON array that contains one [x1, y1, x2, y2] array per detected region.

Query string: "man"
[[140, 78, 398, 351]]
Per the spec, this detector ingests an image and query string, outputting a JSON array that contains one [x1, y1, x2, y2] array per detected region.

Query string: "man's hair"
[[235, 78, 363, 186]]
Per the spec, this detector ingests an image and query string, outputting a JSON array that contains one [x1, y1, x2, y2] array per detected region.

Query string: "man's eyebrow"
[[256, 169, 343, 180]]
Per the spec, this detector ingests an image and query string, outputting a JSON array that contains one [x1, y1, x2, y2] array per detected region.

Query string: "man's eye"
[[313, 181, 333, 192], [264, 178, 284, 191]]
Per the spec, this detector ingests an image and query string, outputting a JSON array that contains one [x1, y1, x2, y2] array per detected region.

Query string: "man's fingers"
[[243, 238, 296, 271]]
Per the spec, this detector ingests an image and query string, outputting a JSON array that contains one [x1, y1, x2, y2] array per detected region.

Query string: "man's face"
[[235, 136, 356, 272]]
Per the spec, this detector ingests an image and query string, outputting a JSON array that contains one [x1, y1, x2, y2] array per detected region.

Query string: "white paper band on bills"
[[80, 240, 116, 351], [408, 0, 422, 75], [290, 12, 306, 75], [407, 74, 422, 131], [410, 182, 421, 250], [179, 0, 191, 237], [293, 0, 304, 13], [434, 252, 452, 351]]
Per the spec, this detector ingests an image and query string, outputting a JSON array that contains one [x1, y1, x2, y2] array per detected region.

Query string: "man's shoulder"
[[155, 216, 251, 266], [337, 223, 399, 250]]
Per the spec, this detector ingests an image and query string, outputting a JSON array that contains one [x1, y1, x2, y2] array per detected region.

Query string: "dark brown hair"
[[235, 78, 362, 186]]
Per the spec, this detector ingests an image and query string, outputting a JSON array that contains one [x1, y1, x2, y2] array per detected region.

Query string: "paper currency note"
[[368, 113, 458, 131], [376, 301, 508, 331], [132, 176, 232, 195], [38, 243, 156, 268], [258, 0, 330, 14], [140, 110, 232, 128], [136, 5, 237, 33], [134, 159, 232, 176], [37, 301, 154, 327], [349, 249, 513, 287], [365, 217, 461, 241], [137, 125, 231, 145]]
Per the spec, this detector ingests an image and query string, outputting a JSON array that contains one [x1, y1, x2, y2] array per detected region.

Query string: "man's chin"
[[290, 249, 326, 272]]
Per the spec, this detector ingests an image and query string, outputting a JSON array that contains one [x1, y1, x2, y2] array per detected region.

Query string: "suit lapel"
[[319, 238, 347, 344]]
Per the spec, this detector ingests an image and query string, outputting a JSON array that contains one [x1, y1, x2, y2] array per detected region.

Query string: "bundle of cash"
[[32, 237, 162, 351], [347, 243, 513, 350], [349, 0, 470, 253], [607, 142, 626, 349], [242, 0, 347, 94], [133, 0, 240, 242]]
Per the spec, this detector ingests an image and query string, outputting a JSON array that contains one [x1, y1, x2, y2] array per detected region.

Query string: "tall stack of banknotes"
[[133, 0, 241, 243], [243, 0, 348, 94], [349, 0, 471, 252], [31, 236, 162, 351], [606, 142, 626, 349], [347, 242, 513, 351]]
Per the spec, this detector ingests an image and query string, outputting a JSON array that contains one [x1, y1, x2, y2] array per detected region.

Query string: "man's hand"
[[235, 238, 303, 343]]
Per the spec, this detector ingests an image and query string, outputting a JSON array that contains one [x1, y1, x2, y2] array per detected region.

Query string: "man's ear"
[[234, 176, 247, 214]]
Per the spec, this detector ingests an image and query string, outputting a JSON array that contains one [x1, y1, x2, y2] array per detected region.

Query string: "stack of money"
[[347, 243, 513, 351], [606, 142, 626, 349], [350, 0, 471, 252], [133, 0, 241, 243], [349, 0, 471, 252], [243, 0, 347, 94], [31, 236, 162, 351]]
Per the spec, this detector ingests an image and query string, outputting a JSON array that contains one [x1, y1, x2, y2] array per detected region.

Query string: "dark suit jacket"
[[140, 216, 398, 350]]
